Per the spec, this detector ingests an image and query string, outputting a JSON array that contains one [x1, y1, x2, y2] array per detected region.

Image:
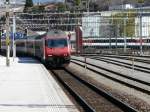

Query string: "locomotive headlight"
[[64, 54, 68, 56], [48, 54, 53, 57]]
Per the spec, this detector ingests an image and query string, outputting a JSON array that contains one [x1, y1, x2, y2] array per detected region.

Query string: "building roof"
[[0, 0, 25, 5]]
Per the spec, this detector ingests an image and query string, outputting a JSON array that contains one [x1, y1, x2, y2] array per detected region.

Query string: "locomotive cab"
[[44, 33, 71, 66]]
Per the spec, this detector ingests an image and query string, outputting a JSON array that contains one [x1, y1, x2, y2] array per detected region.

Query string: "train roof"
[[83, 37, 150, 40], [47, 30, 66, 35], [27, 35, 39, 39], [34, 30, 67, 40]]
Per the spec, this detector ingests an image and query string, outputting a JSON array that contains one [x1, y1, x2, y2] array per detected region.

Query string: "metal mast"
[[5, 0, 10, 66]]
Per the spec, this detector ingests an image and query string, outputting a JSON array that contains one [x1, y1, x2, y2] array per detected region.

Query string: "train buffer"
[[0, 56, 78, 112]]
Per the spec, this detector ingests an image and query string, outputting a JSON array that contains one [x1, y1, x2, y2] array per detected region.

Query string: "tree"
[[112, 11, 136, 37], [137, 0, 144, 4], [75, 0, 81, 6], [90, 2, 99, 11], [31, 5, 45, 12], [0, 16, 6, 21], [24, 0, 33, 12], [57, 3, 66, 12]]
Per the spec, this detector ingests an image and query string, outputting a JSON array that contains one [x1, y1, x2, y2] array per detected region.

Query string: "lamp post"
[[87, 0, 90, 12], [121, 0, 127, 53], [5, 0, 10, 66], [12, 13, 16, 61], [123, 18, 127, 53], [38, 0, 40, 6], [139, 6, 143, 55], [137, 0, 144, 55]]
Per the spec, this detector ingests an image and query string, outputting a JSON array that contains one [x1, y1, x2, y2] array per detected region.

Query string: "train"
[[85, 38, 150, 54], [83, 37, 150, 47], [1, 30, 71, 67], [70, 37, 150, 54]]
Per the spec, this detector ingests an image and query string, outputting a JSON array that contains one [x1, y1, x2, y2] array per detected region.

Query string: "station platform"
[[0, 56, 78, 112]]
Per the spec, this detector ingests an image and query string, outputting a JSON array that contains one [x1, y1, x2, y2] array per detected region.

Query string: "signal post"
[[6, 0, 10, 66]]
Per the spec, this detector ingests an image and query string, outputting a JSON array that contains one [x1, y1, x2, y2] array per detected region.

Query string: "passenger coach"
[[1, 30, 71, 67]]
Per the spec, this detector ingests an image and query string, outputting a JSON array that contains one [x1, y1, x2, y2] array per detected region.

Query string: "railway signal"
[[24, 28, 28, 36]]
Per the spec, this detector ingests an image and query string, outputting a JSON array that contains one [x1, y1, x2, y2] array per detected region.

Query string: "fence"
[[1, 11, 150, 55]]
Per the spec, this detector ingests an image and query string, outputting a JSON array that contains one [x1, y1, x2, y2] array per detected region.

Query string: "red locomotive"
[[1, 30, 71, 67]]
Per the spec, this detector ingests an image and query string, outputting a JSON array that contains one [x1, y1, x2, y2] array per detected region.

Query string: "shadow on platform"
[[18, 57, 40, 64]]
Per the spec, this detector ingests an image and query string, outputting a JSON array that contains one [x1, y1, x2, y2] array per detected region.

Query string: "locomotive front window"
[[46, 39, 68, 48]]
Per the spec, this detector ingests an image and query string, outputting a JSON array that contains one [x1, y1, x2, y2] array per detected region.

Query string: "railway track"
[[50, 69, 138, 112], [100, 55, 150, 64], [89, 56, 150, 74], [71, 58, 150, 95], [81, 54, 150, 64]]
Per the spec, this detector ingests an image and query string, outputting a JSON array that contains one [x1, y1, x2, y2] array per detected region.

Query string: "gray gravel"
[[72, 56, 150, 86], [72, 59, 150, 93], [53, 70, 122, 112], [67, 62, 150, 112], [99, 56, 150, 69]]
